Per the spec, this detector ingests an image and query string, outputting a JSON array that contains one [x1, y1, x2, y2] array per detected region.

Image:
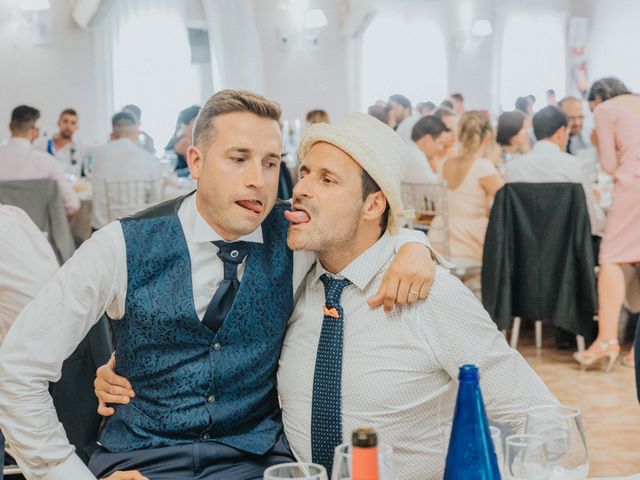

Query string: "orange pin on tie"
[[323, 305, 339, 318]]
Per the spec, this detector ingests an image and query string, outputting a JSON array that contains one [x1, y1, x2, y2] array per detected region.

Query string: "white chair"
[[507, 317, 586, 352], [104, 179, 162, 222], [401, 181, 482, 295]]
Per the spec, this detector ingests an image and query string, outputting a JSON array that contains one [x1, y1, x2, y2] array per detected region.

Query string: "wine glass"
[[504, 434, 549, 480], [526, 405, 589, 479], [159, 151, 178, 178], [490, 425, 504, 474], [264, 463, 328, 480], [331, 443, 394, 480]]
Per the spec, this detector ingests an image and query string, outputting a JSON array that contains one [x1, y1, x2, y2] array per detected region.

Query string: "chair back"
[[401, 181, 451, 258], [0, 179, 74, 264], [104, 179, 160, 221]]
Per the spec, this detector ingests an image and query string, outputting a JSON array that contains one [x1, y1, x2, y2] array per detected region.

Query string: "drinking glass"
[[526, 405, 589, 479], [331, 443, 394, 480], [264, 463, 328, 480], [490, 425, 504, 473], [159, 151, 178, 177], [504, 434, 549, 480]]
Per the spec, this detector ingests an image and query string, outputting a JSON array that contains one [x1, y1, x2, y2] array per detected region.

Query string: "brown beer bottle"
[[352, 427, 379, 480]]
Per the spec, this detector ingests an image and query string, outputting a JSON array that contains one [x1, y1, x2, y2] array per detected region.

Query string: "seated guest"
[[97, 113, 557, 479], [90, 111, 162, 231], [450, 92, 465, 115], [36, 108, 84, 170], [123, 104, 156, 154], [406, 115, 449, 182], [0, 205, 58, 344], [388, 94, 419, 143], [305, 109, 329, 125], [496, 110, 530, 166], [505, 105, 605, 236], [432, 107, 459, 168], [0, 106, 80, 217], [559, 96, 591, 155], [417, 101, 436, 116], [367, 104, 392, 128], [431, 111, 504, 262], [0, 204, 58, 472], [165, 105, 201, 175]]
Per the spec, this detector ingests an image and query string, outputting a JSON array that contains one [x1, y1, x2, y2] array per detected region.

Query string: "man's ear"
[[187, 145, 205, 180], [363, 191, 387, 223]]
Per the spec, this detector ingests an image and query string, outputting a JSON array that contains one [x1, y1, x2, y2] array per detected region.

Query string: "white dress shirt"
[[0, 192, 429, 480], [35, 137, 85, 172], [403, 142, 438, 184], [90, 138, 163, 230], [395, 114, 421, 143], [505, 140, 605, 235], [0, 138, 80, 216], [278, 232, 557, 479], [0, 205, 58, 344]]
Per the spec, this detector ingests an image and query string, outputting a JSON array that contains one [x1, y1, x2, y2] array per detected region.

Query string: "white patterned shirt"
[[278, 232, 557, 479]]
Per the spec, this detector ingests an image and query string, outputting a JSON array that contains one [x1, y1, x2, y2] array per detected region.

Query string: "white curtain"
[[201, 0, 265, 94], [92, 0, 201, 149]]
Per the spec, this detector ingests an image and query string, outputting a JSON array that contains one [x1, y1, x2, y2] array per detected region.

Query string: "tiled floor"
[[518, 327, 640, 477]]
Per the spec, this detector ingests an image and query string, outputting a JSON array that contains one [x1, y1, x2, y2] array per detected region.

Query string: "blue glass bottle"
[[444, 364, 501, 479]]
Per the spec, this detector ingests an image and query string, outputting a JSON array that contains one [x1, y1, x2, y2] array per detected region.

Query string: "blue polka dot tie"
[[311, 273, 352, 474]]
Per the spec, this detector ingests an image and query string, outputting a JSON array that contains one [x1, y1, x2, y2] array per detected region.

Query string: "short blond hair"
[[458, 110, 493, 157], [193, 89, 281, 152]]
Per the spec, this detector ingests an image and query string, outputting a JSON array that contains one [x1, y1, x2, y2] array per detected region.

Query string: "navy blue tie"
[[311, 273, 351, 474], [201, 241, 250, 334]]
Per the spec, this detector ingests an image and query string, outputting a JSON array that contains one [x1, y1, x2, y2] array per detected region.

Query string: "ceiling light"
[[472, 19, 492, 37], [304, 9, 328, 30]]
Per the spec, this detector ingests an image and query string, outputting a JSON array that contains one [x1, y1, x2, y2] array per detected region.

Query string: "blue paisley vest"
[[99, 194, 294, 454]]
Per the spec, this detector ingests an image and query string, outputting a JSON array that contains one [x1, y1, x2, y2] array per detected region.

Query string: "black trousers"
[[88, 433, 295, 480]]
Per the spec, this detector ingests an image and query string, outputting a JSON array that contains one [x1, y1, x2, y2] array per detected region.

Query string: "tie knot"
[[212, 240, 251, 265], [320, 274, 351, 307]]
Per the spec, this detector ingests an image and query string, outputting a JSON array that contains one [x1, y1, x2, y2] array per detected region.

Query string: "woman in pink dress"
[[574, 78, 640, 370]]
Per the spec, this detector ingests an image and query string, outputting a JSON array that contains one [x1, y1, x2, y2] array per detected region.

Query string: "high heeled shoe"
[[573, 340, 620, 372]]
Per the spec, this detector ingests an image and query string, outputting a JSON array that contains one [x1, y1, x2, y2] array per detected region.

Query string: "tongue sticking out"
[[237, 200, 263, 214], [284, 209, 311, 225]]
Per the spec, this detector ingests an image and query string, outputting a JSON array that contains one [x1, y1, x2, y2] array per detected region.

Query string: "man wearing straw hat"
[[277, 112, 557, 478]]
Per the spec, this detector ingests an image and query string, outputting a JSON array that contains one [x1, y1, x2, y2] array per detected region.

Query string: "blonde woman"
[[430, 111, 504, 262]]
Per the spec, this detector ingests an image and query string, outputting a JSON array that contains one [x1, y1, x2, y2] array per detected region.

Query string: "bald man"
[[559, 97, 591, 155]]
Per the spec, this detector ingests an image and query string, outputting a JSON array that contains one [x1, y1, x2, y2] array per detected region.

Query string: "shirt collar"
[[8, 137, 32, 148], [183, 192, 264, 244], [532, 140, 562, 154], [310, 231, 395, 290]]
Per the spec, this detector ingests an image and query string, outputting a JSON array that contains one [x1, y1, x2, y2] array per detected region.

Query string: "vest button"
[[208, 395, 216, 403], [213, 343, 222, 351], [202, 433, 210, 440], [230, 250, 239, 258]]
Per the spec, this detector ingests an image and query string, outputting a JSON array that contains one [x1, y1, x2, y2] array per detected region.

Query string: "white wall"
[[253, 0, 351, 125], [0, 0, 101, 141], [589, 0, 640, 92]]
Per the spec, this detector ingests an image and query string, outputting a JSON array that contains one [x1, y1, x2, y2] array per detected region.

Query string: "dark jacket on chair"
[[49, 316, 113, 464], [481, 183, 597, 337]]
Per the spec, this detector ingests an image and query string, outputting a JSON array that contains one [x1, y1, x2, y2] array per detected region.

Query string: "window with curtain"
[[361, 13, 448, 110], [110, 0, 204, 150], [499, 12, 566, 112]]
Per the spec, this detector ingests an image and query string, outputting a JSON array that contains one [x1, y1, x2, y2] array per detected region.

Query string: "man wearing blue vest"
[[0, 90, 436, 480]]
